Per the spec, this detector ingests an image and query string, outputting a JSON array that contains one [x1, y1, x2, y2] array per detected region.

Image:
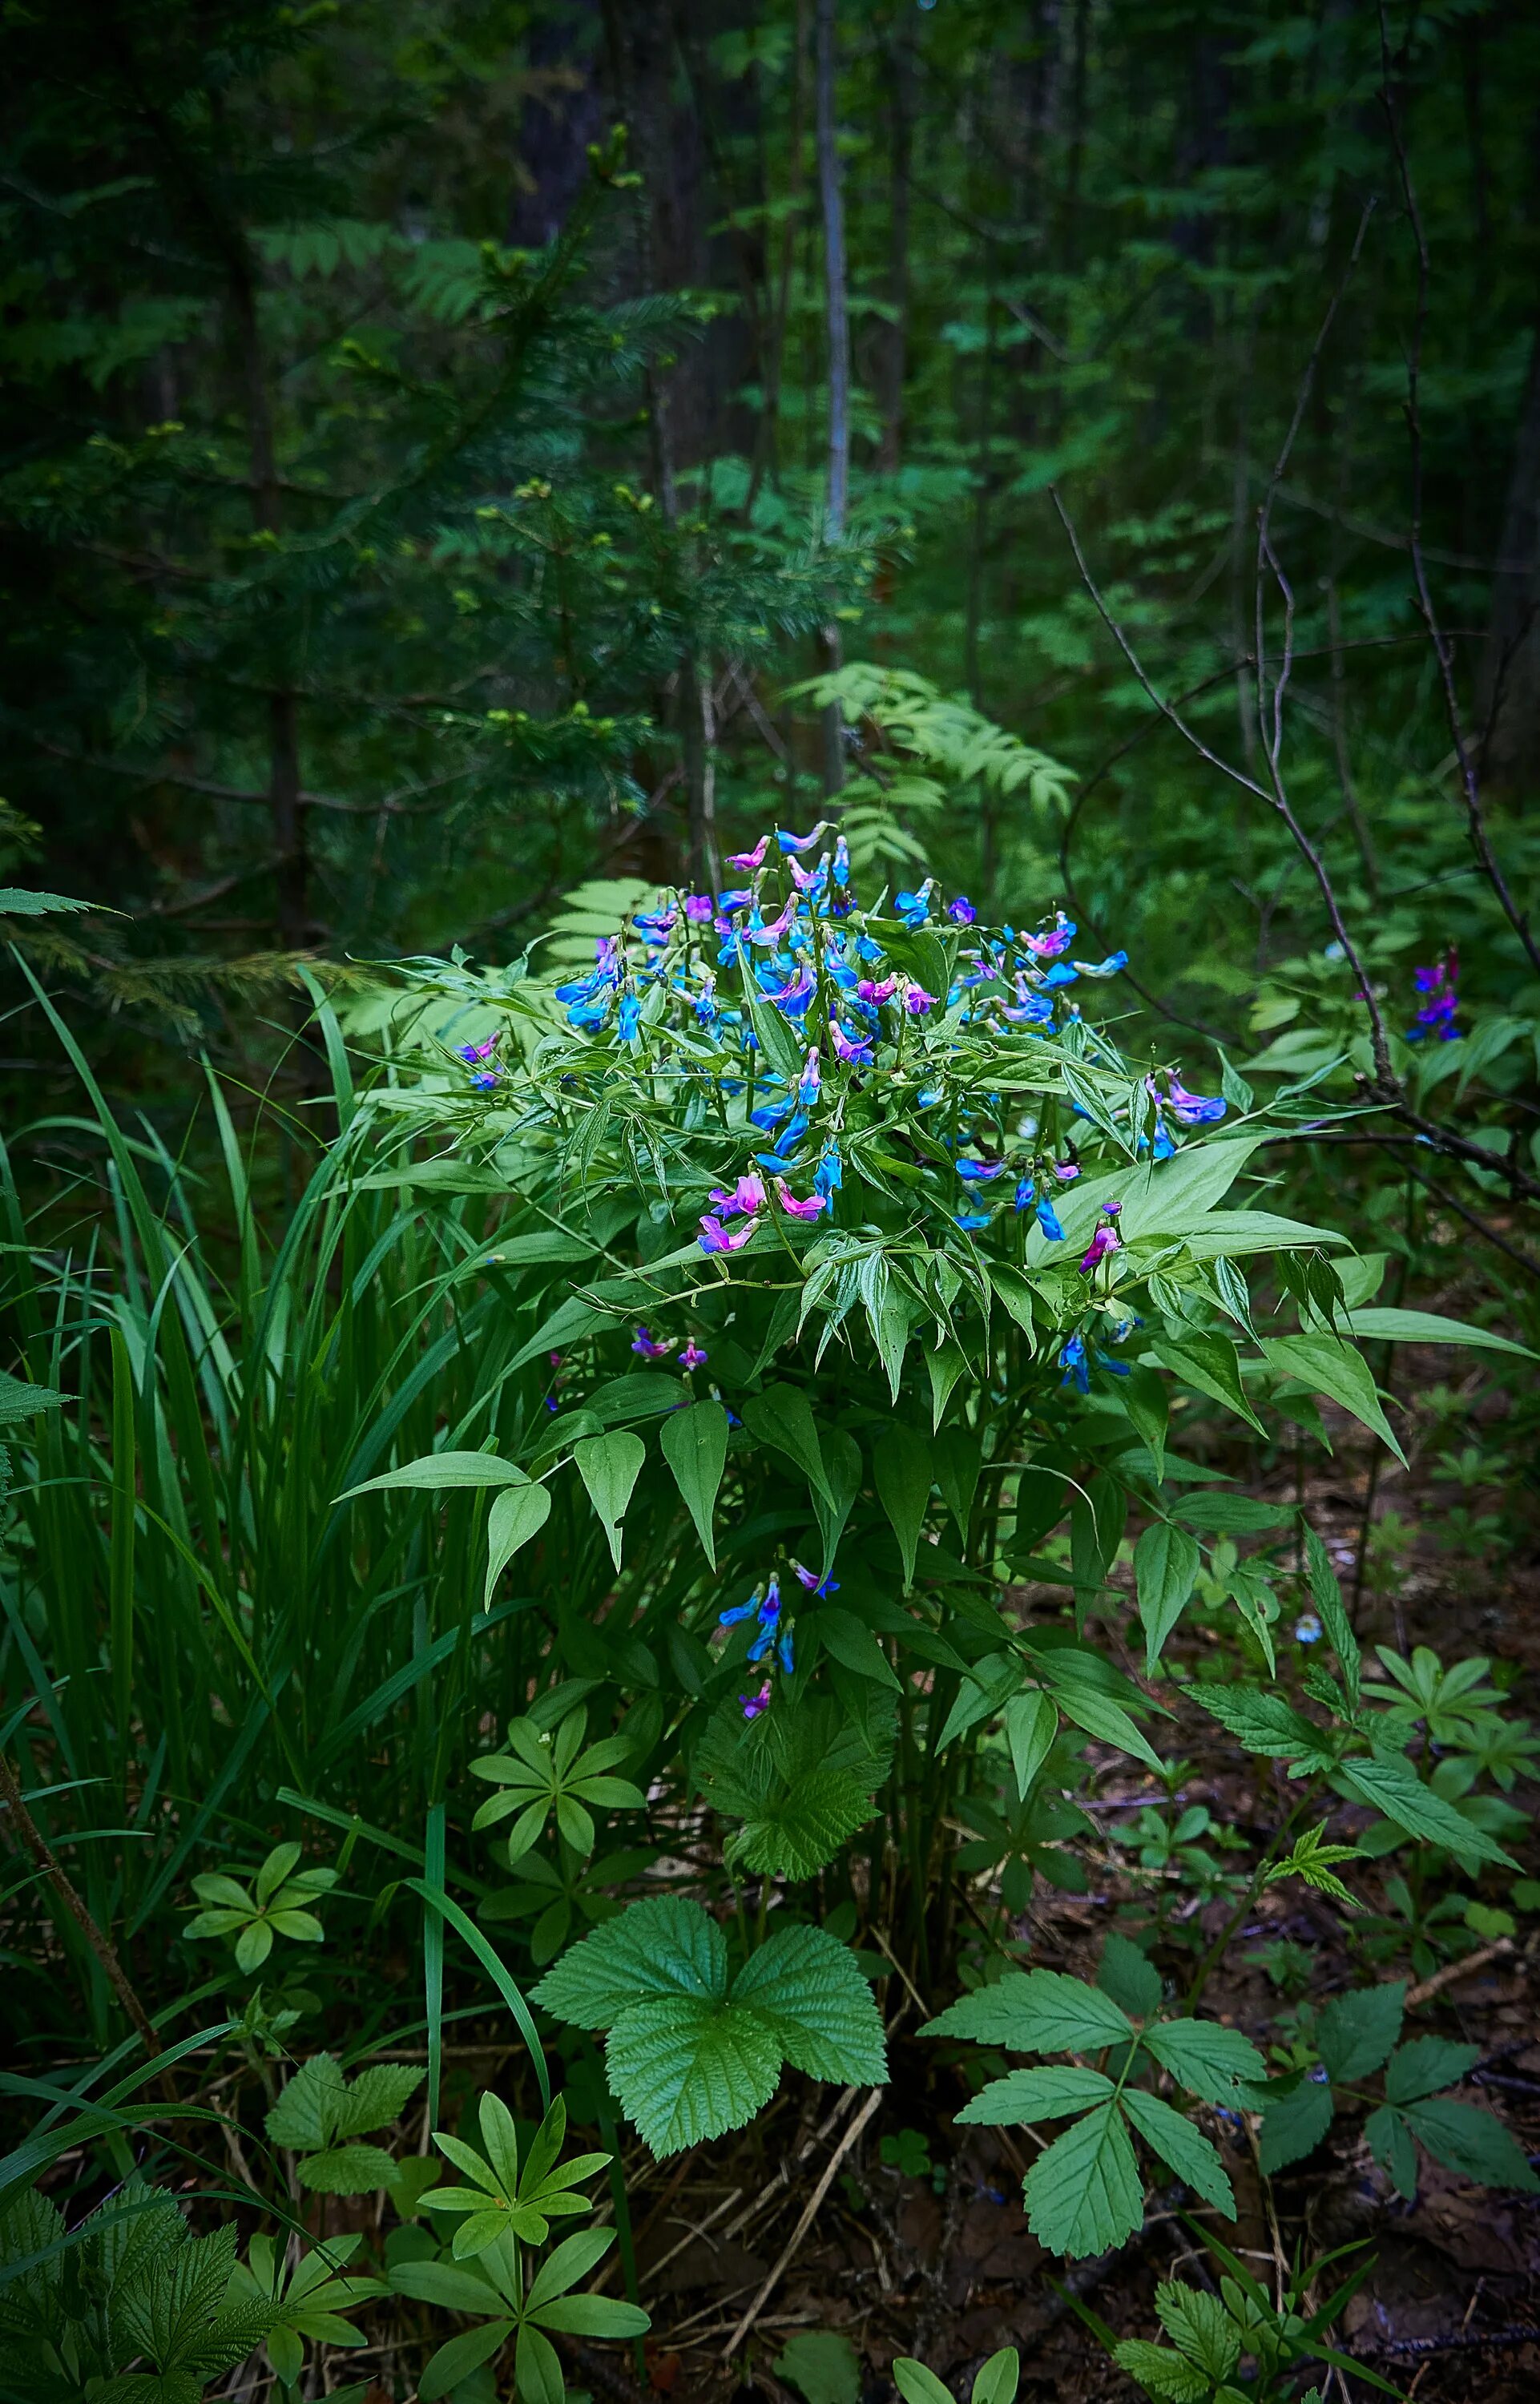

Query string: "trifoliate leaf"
[[1401, 2097, 1540, 2192], [532, 1895, 727, 2029], [1384, 2035, 1480, 2105], [1140, 2019, 1266, 2104], [297, 2141, 399, 2194]]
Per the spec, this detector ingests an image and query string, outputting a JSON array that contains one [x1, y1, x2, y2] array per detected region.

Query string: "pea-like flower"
[[797, 1047, 822, 1106], [631, 1325, 671, 1359], [792, 1559, 839, 1596], [1078, 1202, 1123, 1275], [709, 1172, 764, 1220], [905, 985, 937, 1015], [1058, 1334, 1090, 1394], [814, 1147, 842, 1197], [957, 1157, 1004, 1184], [778, 822, 829, 853], [949, 895, 977, 925], [895, 881, 934, 928], [955, 1211, 991, 1231], [1022, 912, 1076, 961], [683, 892, 715, 921], [727, 835, 771, 870], [617, 993, 641, 1040], [740, 1681, 772, 1720], [766, 962, 816, 1016], [1035, 1194, 1065, 1242], [458, 1036, 498, 1063], [1071, 950, 1128, 978], [679, 1341, 709, 1371], [1164, 1073, 1226, 1127], [697, 1212, 758, 1256], [828, 1018, 875, 1066], [776, 1182, 828, 1221]]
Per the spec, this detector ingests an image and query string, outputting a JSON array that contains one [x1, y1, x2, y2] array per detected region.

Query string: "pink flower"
[[709, 1172, 765, 1220], [776, 1182, 828, 1221], [679, 1341, 709, 1371], [1078, 1203, 1123, 1275], [1053, 1159, 1081, 1181], [698, 1212, 760, 1256], [728, 834, 772, 870], [683, 893, 714, 921], [631, 1325, 671, 1359], [740, 1680, 773, 1720]]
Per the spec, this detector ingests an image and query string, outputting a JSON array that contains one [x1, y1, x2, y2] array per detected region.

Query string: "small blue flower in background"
[[1294, 1613, 1323, 1645]]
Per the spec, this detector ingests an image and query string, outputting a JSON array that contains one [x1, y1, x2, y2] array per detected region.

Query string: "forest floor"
[[579, 1408, 1540, 2404]]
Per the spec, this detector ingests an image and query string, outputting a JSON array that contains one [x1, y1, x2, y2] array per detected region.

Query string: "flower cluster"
[[716, 1559, 838, 1716], [1409, 951, 1458, 1043]]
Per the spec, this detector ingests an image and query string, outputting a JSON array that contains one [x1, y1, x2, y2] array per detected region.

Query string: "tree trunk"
[[816, 0, 849, 797], [1480, 322, 1540, 791]]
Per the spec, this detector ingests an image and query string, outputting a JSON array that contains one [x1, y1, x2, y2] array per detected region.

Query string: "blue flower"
[[1035, 1196, 1065, 1243], [1058, 1335, 1090, 1394], [777, 1625, 795, 1676], [1042, 962, 1078, 989], [856, 936, 885, 964], [814, 1147, 842, 1197], [1014, 1177, 1036, 1213], [718, 1586, 762, 1630], [957, 1158, 1004, 1184], [617, 993, 641, 1040], [750, 1092, 792, 1131], [567, 994, 612, 1030], [955, 1211, 991, 1231]]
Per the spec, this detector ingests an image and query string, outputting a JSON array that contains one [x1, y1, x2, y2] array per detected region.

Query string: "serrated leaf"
[[1135, 1523, 1200, 1672], [731, 1923, 888, 2086], [532, 1895, 726, 2028], [1304, 1523, 1360, 1708], [1338, 1751, 1518, 1868], [1316, 1983, 1404, 2083], [1401, 2096, 1540, 2191], [1258, 2076, 1335, 2172], [923, 1968, 1134, 2055], [1140, 2019, 1266, 2104], [1022, 2101, 1144, 2258], [604, 1994, 781, 2156], [297, 2141, 398, 2193], [1122, 2090, 1235, 2216], [1113, 2337, 1209, 2402], [954, 2065, 1115, 2124], [1098, 1934, 1162, 2023], [1365, 2102, 1419, 2200], [1154, 2282, 1241, 2382], [333, 2063, 425, 2140], [1385, 2035, 1480, 2105], [728, 1765, 879, 1881], [1199, 1685, 1335, 1771], [660, 1399, 728, 1569]]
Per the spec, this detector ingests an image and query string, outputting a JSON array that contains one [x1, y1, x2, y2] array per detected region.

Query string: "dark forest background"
[[3, 0, 1539, 1129]]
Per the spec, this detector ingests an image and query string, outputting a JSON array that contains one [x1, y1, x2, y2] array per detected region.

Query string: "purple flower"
[[698, 1212, 759, 1256], [1078, 1203, 1123, 1276], [949, 895, 977, 925], [1041, 962, 1078, 989], [1014, 1176, 1035, 1213], [858, 975, 898, 1005], [776, 1182, 828, 1221], [683, 892, 715, 922], [828, 1017, 875, 1066], [1053, 1159, 1081, 1182], [1409, 950, 1458, 1043], [679, 1341, 709, 1371], [777, 822, 828, 853], [797, 1046, 822, 1106], [747, 1573, 784, 1660], [728, 835, 771, 870], [792, 1559, 839, 1596], [957, 1157, 1004, 1184], [741, 1681, 772, 1720], [905, 985, 937, 1016], [710, 1172, 764, 1220], [766, 962, 816, 1017], [1165, 1074, 1226, 1127], [631, 1325, 671, 1359], [716, 889, 754, 914], [1022, 912, 1076, 961], [470, 1068, 501, 1092], [458, 1036, 498, 1063]]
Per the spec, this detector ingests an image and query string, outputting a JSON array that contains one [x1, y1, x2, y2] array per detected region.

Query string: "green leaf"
[[660, 1399, 728, 1569], [970, 2348, 1020, 2404], [813, 1604, 901, 1690], [1155, 2283, 1240, 2382], [1401, 2097, 1540, 2192], [1261, 1333, 1405, 1463], [573, 1430, 646, 1571], [0, 1369, 71, 1423], [1153, 1330, 1266, 1434], [1385, 2035, 1480, 2105], [1199, 1685, 1335, 1772], [775, 2329, 862, 2404], [743, 1385, 834, 1508], [728, 1765, 880, 1882], [1043, 1673, 1164, 1776], [604, 1992, 781, 2156], [1338, 1751, 1518, 1869], [0, 886, 100, 914], [732, 1922, 888, 2086], [875, 1423, 933, 1587], [1135, 1523, 1200, 1672], [893, 2362, 957, 2404], [1316, 1983, 1404, 2083], [1112, 2337, 1209, 2402], [1022, 2101, 1144, 2258], [923, 1969, 1135, 2055], [1122, 2090, 1234, 2216], [935, 1425, 983, 1543], [954, 2066, 1115, 2125], [337, 1450, 529, 1500], [1303, 1523, 1360, 1709], [1003, 1690, 1058, 1798], [1140, 2019, 1266, 2105], [1365, 2103, 1419, 2200], [532, 1896, 726, 2028], [1098, 1934, 1162, 2023], [537, 2294, 651, 2337], [417, 2319, 511, 2402], [484, 1478, 552, 1608], [1343, 1307, 1534, 1359], [1258, 2077, 1335, 2172], [297, 2141, 398, 2194]]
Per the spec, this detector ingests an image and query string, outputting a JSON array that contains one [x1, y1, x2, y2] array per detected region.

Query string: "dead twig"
[[720, 2086, 885, 2361]]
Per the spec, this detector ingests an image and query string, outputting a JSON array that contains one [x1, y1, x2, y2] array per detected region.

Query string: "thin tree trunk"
[[877, 25, 913, 475], [816, 0, 849, 797]]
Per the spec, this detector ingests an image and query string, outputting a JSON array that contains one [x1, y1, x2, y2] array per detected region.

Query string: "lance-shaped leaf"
[[660, 1398, 728, 1568], [875, 1422, 933, 1587], [574, 1430, 645, 1571], [1135, 1522, 1200, 1672], [484, 1476, 552, 1608]]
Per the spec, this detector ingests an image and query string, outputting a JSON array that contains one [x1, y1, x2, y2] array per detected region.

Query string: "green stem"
[[1184, 1770, 1324, 2012]]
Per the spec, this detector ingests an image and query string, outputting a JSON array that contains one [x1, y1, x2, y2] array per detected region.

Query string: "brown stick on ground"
[[0, 1749, 171, 2091], [1405, 1937, 1518, 2011], [721, 2085, 884, 2361]]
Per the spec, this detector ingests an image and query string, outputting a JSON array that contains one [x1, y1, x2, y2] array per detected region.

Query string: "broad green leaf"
[[1112, 2337, 1209, 2403], [893, 2362, 956, 2404], [337, 1450, 529, 1501], [586, 1372, 683, 1425], [1401, 2096, 1539, 2192], [538, 2294, 651, 2337], [604, 1993, 781, 2156], [1199, 1685, 1335, 1772], [1154, 2283, 1240, 2382], [297, 2140, 397, 2193], [417, 2317, 513, 2403], [1153, 1329, 1266, 1435], [333, 2063, 425, 2138], [875, 1423, 933, 1587], [1258, 2076, 1335, 2172], [1135, 1523, 1200, 1672], [935, 1424, 983, 1542], [524, 2226, 614, 2308], [1097, 1934, 1161, 2023], [1316, 1982, 1404, 2084], [1365, 2102, 1419, 2200], [1344, 1306, 1534, 1359], [1044, 1674, 1163, 1775], [812, 1604, 901, 1690], [732, 1923, 888, 2086], [390, 2258, 506, 2313], [0, 1370, 70, 1423], [954, 2065, 1115, 2125], [1003, 1690, 1058, 1798], [1140, 2019, 1265, 2104], [1261, 1333, 1405, 1463], [484, 1478, 552, 1608], [775, 2329, 862, 2404], [1171, 1492, 1291, 1533], [532, 1895, 727, 2028], [923, 1969, 1134, 2055], [1337, 1751, 1518, 1869], [1022, 2101, 1144, 2257], [660, 1399, 728, 1569], [970, 2348, 1020, 2404], [742, 1384, 833, 1507], [573, 1430, 645, 1571], [728, 1766, 879, 1882], [1385, 2035, 1479, 2105], [1122, 2089, 1235, 2216], [516, 2321, 566, 2404]]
